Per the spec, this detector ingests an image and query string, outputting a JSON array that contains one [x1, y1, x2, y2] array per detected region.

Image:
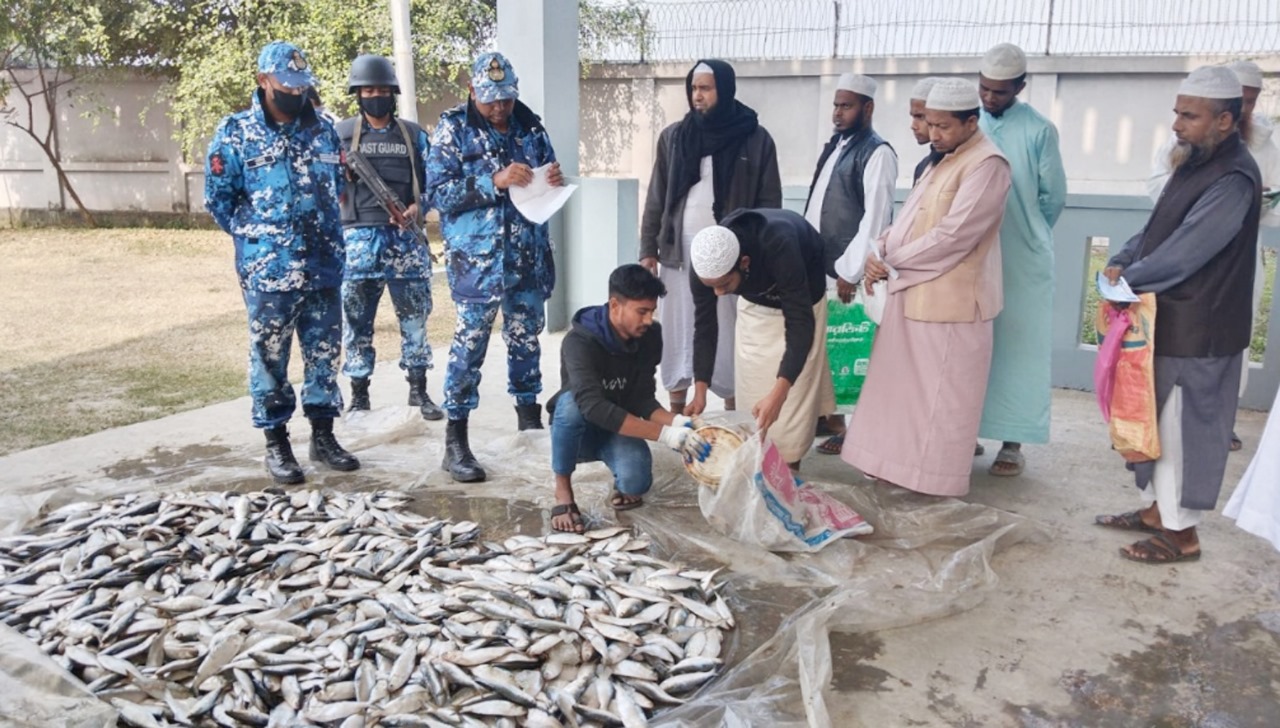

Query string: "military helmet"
[[347, 55, 400, 94]]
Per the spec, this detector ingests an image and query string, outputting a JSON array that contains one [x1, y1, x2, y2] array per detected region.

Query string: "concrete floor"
[[1, 331, 1277, 727]]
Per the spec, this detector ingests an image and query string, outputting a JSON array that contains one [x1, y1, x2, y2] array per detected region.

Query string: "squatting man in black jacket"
[[546, 265, 711, 533]]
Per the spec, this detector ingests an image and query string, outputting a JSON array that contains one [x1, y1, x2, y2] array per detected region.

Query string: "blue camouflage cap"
[[258, 41, 316, 89], [471, 52, 519, 103]]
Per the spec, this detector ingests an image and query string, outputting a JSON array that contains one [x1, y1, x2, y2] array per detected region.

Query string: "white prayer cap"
[[981, 43, 1027, 81], [1229, 60, 1263, 89], [1178, 65, 1242, 100], [690, 226, 741, 279], [836, 73, 877, 100], [926, 78, 981, 112], [692, 62, 714, 77], [909, 76, 942, 102]]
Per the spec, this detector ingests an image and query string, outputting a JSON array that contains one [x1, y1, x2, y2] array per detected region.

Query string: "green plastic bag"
[[826, 298, 877, 409]]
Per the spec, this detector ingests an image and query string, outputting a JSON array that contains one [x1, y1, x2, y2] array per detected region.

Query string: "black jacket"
[[640, 124, 782, 267], [691, 208, 825, 385], [549, 305, 664, 432]]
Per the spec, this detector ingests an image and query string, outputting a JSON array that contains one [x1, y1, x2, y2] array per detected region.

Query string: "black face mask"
[[358, 95, 396, 120], [272, 88, 308, 119]]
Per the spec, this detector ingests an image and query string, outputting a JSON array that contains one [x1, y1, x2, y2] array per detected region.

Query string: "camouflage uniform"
[[425, 57, 558, 422], [337, 122, 434, 380], [205, 76, 346, 429]]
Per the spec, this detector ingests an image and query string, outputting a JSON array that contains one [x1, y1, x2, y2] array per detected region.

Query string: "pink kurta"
[[842, 156, 1011, 496]]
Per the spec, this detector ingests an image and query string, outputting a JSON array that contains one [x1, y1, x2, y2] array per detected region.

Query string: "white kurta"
[[832, 145, 899, 284], [1224, 387, 1280, 552], [805, 142, 898, 415], [658, 155, 736, 398]]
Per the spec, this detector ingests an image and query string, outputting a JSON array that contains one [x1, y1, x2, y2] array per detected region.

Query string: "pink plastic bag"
[[1093, 307, 1130, 421]]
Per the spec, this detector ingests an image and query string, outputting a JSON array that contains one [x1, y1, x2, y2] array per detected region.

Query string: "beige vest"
[[902, 131, 1007, 323]]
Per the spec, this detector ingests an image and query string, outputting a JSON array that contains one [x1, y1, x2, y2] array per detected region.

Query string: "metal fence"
[[592, 0, 1280, 62]]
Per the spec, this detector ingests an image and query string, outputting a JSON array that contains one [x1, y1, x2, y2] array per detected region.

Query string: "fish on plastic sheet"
[[0, 490, 734, 726]]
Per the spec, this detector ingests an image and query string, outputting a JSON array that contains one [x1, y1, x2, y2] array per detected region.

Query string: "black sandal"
[[550, 502, 584, 533], [1095, 510, 1160, 534], [611, 493, 644, 511]]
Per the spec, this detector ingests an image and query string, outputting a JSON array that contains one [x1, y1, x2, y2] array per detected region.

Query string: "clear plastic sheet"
[[0, 625, 117, 727], [0, 406, 1043, 726]]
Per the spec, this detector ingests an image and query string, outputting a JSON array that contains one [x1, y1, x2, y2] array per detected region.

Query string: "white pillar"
[[498, 0, 581, 330], [389, 0, 418, 123], [496, 0, 579, 175]]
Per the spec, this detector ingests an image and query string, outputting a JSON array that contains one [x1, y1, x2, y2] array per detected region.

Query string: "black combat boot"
[[515, 403, 543, 431], [407, 368, 443, 421], [348, 378, 371, 411], [308, 418, 360, 472], [263, 425, 305, 485], [442, 418, 486, 482]]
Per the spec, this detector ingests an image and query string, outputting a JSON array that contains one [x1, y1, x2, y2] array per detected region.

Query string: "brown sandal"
[[816, 435, 844, 455], [1095, 510, 1160, 534], [550, 502, 584, 533], [1120, 532, 1201, 564], [611, 493, 643, 511]]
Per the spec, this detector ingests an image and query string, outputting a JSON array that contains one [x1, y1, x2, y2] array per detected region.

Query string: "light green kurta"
[[978, 101, 1067, 444]]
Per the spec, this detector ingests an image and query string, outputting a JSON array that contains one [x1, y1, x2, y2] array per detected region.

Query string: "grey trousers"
[[1132, 353, 1242, 511]]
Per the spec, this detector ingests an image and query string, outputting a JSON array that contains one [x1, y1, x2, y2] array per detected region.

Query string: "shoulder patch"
[[210, 153, 225, 176]]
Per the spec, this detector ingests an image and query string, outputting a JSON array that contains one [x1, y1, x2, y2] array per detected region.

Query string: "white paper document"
[[509, 163, 577, 224], [1095, 271, 1140, 303]]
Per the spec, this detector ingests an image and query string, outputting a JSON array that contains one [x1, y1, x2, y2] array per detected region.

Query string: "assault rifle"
[[344, 148, 438, 263]]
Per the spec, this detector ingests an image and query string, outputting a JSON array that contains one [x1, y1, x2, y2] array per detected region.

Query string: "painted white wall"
[[578, 55, 1280, 207], [2, 55, 1278, 216]]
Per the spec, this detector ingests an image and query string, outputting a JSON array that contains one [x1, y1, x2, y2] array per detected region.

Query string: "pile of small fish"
[[0, 490, 734, 727]]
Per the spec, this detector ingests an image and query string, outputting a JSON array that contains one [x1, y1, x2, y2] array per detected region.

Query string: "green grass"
[[0, 227, 458, 455], [1080, 247, 1275, 364]]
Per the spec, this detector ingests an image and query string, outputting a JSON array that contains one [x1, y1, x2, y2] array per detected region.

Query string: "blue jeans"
[[550, 391, 653, 496]]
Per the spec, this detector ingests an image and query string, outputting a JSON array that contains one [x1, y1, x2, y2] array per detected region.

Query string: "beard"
[[1240, 114, 1253, 146], [1168, 126, 1227, 172]]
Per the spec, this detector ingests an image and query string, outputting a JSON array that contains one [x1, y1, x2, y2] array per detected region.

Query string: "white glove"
[[672, 413, 707, 430], [659, 425, 711, 462], [658, 424, 692, 450]]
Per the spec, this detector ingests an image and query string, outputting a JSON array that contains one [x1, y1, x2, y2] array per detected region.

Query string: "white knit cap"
[[692, 62, 714, 77], [926, 78, 981, 112], [981, 43, 1027, 81], [690, 226, 741, 279], [1178, 65, 1243, 100], [910, 76, 942, 102], [836, 73, 877, 100], [1229, 60, 1263, 89]]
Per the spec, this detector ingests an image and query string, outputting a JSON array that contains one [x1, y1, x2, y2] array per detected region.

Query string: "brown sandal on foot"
[[611, 493, 644, 511], [816, 434, 845, 455], [550, 503, 584, 533], [1120, 532, 1201, 564], [1095, 510, 1160, 534]]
